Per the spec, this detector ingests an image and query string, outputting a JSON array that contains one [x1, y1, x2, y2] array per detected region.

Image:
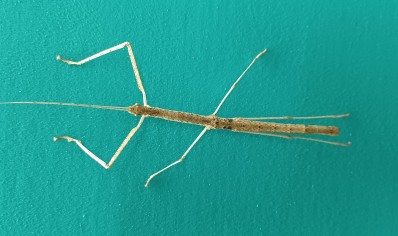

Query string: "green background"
[[1, 1, 397, 235]]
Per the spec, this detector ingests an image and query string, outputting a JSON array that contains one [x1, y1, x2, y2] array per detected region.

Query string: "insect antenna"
[[0, 101, 129, 112]]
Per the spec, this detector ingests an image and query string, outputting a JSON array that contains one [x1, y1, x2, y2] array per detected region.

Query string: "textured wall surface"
[[0, 1, 397, 235]]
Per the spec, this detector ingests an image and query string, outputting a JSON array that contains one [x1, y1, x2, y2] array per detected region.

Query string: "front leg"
[[54, 116, 145, 169], [57, 42, 148, 106]]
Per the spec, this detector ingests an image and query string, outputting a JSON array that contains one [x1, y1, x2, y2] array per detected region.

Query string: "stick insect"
[[1, 42, 350, 187]]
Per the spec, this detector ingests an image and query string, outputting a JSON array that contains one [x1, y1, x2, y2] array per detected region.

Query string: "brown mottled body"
[[128, 104, 339, 136]]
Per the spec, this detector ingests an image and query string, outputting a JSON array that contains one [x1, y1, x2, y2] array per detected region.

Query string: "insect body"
[[1, 42, 350, 187], [128, 104, 340, 135]]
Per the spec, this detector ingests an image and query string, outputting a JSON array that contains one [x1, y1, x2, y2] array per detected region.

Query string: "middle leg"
[[145, 127, 209, 187]]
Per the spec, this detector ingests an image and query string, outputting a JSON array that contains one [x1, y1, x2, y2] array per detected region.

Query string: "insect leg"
[[57, 42, 148, 105], [233, 113, 350, 120], [212, 49, 268, 115], [243, 131, 351, 146], [145, 127, 209, 187], [54, 116, 145, 169]]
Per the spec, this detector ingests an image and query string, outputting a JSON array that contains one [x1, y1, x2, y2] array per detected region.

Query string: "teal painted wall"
[[1, 1, 397, 235]]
